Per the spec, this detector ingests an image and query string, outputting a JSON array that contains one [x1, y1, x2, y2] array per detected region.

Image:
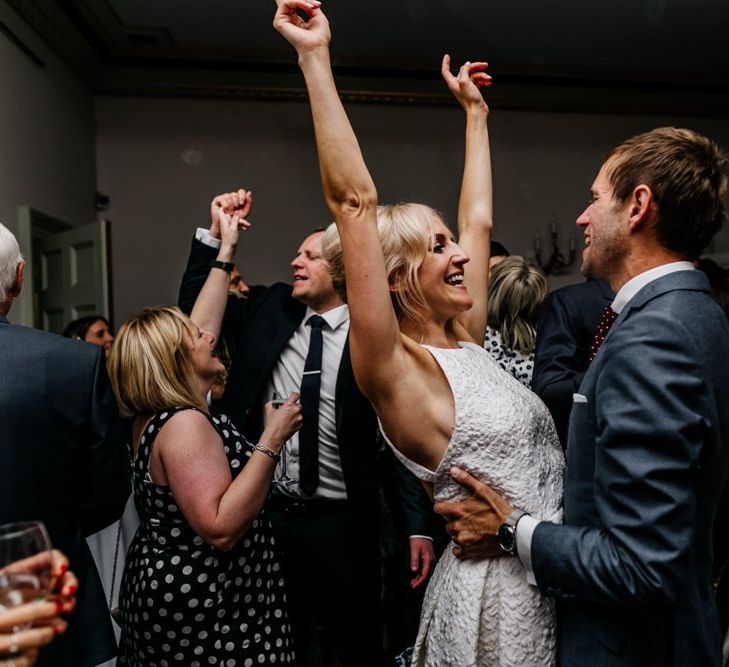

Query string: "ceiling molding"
[[8, 0, 729, 117]]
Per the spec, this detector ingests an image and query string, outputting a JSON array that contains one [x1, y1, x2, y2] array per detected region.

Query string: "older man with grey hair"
[[0, 222, 129, 667]]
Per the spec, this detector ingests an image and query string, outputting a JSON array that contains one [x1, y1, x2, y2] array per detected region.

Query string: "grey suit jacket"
[[0, 315, 130, 667], [531, 270, 729, 666]]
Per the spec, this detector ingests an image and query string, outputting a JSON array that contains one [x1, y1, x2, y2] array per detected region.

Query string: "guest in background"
[[62, 315, 114, 359], [109, 202, 301, 665], [698, 257, 729, 319], [483, 256, 547, 386], [228, 264, 251, 298], [531, 278, 614, 448], [0, 223, 129, 667], [489, 240, 509, 275]]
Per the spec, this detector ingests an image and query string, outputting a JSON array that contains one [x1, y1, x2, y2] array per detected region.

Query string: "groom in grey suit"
[[436, 128, 729, 665]]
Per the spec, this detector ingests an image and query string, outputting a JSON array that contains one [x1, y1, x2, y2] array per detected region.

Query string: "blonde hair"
[[487, 256, 547, 355], [322, 203, 441, 326], [107, 306, 207, 417]]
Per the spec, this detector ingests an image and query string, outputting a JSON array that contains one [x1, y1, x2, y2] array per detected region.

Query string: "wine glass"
[[0, 521, 53, 658], [271, 391, 296, 489]]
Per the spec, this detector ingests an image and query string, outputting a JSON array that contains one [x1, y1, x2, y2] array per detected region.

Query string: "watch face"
[[498, 525, 515, 553]]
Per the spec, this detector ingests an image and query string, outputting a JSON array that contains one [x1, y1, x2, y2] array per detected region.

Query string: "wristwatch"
[[497, 509, 529, 556], [210, 259, 234, 273]]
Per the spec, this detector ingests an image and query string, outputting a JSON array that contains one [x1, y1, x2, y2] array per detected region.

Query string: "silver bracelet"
[[253, 443, 281, 462]]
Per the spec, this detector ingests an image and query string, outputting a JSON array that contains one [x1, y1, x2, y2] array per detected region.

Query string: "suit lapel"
[[334, 336, 354, 439], [258, 297, 306, 398], [601, 269, 708, 350]]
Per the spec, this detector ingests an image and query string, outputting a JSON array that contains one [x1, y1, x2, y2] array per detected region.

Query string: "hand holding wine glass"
[[0, 523, 77, 664]]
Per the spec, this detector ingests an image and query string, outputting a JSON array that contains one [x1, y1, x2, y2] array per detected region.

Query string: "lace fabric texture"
[[383, 342, 564, 666]]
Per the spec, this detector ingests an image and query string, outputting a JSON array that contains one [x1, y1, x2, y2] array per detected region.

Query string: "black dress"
[[117, 407, 294, 666]]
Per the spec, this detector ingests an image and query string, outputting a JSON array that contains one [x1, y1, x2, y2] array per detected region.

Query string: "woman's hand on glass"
[[262, 392, 303, 450], [0, 550, 76, 664]]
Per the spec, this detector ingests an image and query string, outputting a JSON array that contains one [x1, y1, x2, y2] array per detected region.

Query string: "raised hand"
[[441, 55, 491, 114], [273, 0, 330, 55], [209, 189, 252, 239]]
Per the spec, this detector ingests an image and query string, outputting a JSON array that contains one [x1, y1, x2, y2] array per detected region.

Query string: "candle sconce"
[[535, 218, 577, 276]]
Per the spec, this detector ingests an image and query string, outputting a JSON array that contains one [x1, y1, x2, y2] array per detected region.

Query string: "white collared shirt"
[[516, 260, 696, 584], [611, 261, 695, 314], [196, 227, 349, 499], [266, 305, 350, 500]]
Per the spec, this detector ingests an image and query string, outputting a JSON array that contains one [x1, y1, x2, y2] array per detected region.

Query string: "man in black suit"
[[179, 191, 437, 666], [531, 278, 614, 448], [0, 223, 130, 667]]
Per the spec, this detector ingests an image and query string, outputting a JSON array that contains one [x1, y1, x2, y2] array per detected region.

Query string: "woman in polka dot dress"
[[108, 192, 302, 666], [483, 256, 548, 387]]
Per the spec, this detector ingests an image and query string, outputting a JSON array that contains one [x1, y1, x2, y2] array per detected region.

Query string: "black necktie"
[[299, 315, 326, 495], [588, 304, 618, 362]]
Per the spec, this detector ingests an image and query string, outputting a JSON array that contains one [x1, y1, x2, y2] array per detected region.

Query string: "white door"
[[17, 208, 110, 333]]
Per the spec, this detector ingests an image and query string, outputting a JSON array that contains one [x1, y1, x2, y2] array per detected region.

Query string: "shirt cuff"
[[515, 514, 540, 586], [196, 227, 221, 249], [409, 535, 434, 542]]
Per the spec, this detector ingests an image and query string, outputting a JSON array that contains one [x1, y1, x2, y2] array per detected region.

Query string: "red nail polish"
[[67, 585, 78, 595], [55, 602, 63, 615], [54, 623, 66, 635]]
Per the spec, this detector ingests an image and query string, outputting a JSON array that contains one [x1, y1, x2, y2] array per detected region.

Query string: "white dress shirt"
[[266, 305, 350, 500], [516, 261, 696, 584], [196, 226, 349, 499]]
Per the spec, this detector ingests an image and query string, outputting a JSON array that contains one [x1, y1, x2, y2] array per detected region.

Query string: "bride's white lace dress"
[[383, 342, 564, 666]]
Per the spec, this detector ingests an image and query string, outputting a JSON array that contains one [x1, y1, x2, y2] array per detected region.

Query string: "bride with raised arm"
[[274, 2, 564, 665]]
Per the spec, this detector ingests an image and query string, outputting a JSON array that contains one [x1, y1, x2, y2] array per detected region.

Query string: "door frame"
[[16, 207, 111, 329]]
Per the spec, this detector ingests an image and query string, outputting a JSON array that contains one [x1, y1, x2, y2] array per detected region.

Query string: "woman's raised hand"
[[210, 189, 252, 239], [441, 55, 491, 114], [273, 0, 330, 55]]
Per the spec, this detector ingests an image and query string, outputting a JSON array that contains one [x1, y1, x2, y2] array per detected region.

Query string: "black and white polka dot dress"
[[117, 407, 294, 667], [483, 326, 535, 388]]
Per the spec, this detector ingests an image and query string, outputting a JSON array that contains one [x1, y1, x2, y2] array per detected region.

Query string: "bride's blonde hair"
[[322, 203, 442, 326]]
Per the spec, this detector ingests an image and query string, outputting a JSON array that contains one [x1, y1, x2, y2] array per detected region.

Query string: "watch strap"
[[210, 259, 234, 273]]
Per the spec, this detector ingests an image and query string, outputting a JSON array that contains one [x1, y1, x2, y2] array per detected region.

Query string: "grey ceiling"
[[8, 0, 729, 115]]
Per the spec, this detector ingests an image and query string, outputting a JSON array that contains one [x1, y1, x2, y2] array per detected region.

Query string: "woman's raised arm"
[[189, 190, 250, 340], [274, 1, 404, 393], [441, 55, 493, 342]]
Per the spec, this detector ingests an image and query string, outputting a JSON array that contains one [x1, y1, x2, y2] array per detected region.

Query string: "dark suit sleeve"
[[178, 236, 221, 314], [178, 236, 260, 326], [390, 454, 443, 538], [79, 348, 131, 536], [531, 290, 590, 448], [532, 311, 709, 606]]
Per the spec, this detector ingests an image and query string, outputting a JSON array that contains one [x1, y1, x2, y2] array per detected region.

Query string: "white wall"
[[0, 2, 96, 237], [96, 95, 729, 324]]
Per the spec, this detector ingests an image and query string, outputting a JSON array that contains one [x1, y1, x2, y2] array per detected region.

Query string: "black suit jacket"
[[0, 315, 130, 667], [178, 237, 436, 536], [531, 279, 614, 448]]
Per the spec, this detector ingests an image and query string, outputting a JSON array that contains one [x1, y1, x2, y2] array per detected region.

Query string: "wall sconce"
[[535, 218, 577, 275]]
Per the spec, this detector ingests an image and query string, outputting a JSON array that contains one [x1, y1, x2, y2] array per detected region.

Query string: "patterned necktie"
[[588, 304, 618, 362], [298, 315, 326, 495]]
